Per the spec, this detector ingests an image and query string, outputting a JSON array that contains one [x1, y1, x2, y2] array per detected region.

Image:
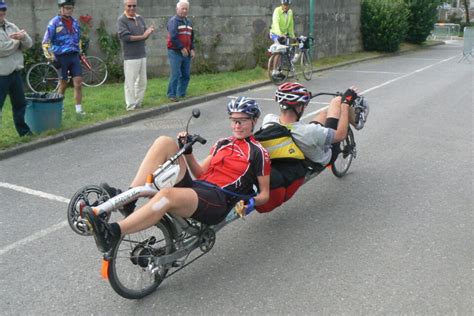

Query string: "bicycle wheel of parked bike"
[[268, 53, 290, 85], [332, 127, 356, 178], [108, 222, 173, 299], [26, 62, 60, 93], [81, 55, 108, 87], [301, 50, 313, 81]]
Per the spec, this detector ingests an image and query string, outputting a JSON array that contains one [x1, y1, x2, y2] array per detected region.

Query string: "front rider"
[[42, 0, 84, 115], [85, 97, 271, 253], [269, 0, 296, 78]]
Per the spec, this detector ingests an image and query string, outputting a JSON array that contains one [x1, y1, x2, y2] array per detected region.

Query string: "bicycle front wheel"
[[81, 56, 108, 87], [268, 53, 289, 85], [26, 63, 60, 93], [107, 222, 173, 299], [331, 127, 356, 178], [301, 50, 313, 81]]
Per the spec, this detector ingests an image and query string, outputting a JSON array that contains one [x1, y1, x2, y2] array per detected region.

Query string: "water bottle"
[[292, 52, 300, 63]]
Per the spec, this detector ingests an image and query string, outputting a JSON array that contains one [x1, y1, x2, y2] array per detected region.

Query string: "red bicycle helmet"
[[275, 82, 311, 110]]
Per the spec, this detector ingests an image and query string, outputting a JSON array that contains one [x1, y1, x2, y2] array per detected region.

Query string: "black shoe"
[[83, 207, 120, 253], [100, 182, 122, 198]]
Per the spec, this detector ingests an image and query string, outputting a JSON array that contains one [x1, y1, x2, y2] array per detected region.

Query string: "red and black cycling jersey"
[[198, 135, 271, 196]]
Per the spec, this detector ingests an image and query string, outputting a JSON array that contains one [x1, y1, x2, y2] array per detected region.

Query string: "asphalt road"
[[0, 41, 472, 314]]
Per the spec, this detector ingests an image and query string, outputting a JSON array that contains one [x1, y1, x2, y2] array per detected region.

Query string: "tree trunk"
[[462, 0, 470, 24]]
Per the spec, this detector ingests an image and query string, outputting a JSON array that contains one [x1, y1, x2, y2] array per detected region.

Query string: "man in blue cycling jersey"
[[42, 0, 84, 114]]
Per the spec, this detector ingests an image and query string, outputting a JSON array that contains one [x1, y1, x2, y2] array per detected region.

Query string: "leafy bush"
[[252, 29, 272, 69], [361, 0, 410, 52], [23, 33, 44, 70], [404, 0, 440, 44], [96, 20, 124, 82]]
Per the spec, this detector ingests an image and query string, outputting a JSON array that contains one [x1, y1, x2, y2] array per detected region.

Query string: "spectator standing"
[[42, 0, 84, 115], [166, 0, 195, 102], [117, 0, 154, 111], [0, 0, 32, 136]]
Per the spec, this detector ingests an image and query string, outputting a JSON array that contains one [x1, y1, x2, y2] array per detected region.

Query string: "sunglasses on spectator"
[[127, 4, 137, 8]]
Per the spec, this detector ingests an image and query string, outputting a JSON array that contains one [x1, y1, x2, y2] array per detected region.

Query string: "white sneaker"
[[126, 103, 138, 111]]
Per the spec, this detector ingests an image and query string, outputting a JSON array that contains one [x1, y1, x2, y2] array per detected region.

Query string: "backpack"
[[254, 122, 305, 160]]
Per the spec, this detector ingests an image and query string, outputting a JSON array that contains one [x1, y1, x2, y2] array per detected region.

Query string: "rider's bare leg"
[[58, 79, 67, 96], [130, 136, 187, 187], [72, 76, 82, 106], [118, 187, 199, 234], [312, 96, 349, 142]]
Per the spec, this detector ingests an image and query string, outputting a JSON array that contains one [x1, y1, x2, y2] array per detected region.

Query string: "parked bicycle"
[[267, 35, 313, 85], [67, 93, 364, 299], [26, 53, 108, 93]]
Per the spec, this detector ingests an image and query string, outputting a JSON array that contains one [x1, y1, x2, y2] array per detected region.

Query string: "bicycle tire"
[[81, 55, 108, 87], [67, 185, 110, 236], [26, 62, 60, 93], [268, 53, 290, 85], [108, 222, 173, 299], [331, 127, 356, 178], [301, 50, 313, 81]]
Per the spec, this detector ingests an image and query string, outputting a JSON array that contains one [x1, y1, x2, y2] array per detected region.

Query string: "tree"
[[404, 0, 441, 44], [461, 0, 470, 24]]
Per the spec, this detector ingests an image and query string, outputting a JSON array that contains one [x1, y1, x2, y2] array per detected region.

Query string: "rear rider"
[[42, 0, 84, 114]]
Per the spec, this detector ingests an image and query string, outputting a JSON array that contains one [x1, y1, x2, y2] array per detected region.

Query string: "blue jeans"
[[167, 49, 191, 98], [0, 70, 31, 136]]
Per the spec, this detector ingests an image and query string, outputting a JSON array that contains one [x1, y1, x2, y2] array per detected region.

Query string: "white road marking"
[[334, 70, 405, 75], [303, 54, 458, 118], [0, 221, 68, 256], [0, 182, 70, 256], [0, 182, 70, 204]]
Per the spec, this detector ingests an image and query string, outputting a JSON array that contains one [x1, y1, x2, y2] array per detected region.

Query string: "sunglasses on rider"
[[229, 117, 252, 125], [127, 4, 137, 8]]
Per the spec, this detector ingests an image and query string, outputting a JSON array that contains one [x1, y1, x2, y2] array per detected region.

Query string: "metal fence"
[[459, 26, 474, 63], [430, 23, 461, 40]]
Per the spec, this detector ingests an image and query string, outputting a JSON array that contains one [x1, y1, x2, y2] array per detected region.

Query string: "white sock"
[[75, 104, 82, 113]]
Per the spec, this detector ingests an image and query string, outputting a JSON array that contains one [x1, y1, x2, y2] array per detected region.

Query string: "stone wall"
[[6, 0, 361, 76]]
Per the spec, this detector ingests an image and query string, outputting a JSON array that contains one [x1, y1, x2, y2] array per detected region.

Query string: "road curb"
[[0, 42, 445, 161]]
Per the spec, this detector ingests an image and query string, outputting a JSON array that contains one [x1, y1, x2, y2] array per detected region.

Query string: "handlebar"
[[310, 92, 340, 99]]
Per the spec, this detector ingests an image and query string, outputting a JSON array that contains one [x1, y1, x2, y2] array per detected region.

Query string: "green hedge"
[[405, 0, 440, 44], [361, 0, 409, 52]]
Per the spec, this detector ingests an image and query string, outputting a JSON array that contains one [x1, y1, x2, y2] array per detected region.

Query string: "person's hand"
[[9, 30, 26, 40], [235, 198, 255, 218], [144, 26, 154, 38], [190, 49, 195, 59], [341, 86, 359, 106], [177, 132, 193, 155], [181, 48, 189, 57]]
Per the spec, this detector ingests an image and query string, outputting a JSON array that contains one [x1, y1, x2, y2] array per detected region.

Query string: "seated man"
[[84, 97, 270, 253], [256, 82, 369, 212]]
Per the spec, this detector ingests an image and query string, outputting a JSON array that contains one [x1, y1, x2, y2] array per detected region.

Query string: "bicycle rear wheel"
[[26, 63, 60, 93], [107, 222, 173, 299], [331, 127, 356, 178], [268, 53, 290, 85], [81, 55, 108, 87], [301, 50, 313, 81]]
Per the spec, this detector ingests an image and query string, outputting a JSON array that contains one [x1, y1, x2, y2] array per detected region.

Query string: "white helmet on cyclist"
[[281, 0, 292, 4], [227, 97, 261, 119], [57, 0, 75, 6], [275, 82, 311, 120]]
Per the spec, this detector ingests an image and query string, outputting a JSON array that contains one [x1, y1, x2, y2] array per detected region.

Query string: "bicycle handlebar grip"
[[195, 135, 207, 145]]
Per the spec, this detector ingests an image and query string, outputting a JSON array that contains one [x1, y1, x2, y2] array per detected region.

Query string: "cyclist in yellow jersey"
[[269, 0, 296, 77]]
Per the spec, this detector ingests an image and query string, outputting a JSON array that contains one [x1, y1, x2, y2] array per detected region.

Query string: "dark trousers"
[[0, 70, 31, 136]]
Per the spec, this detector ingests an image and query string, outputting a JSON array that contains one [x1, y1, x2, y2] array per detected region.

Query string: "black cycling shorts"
[[309, 118, 340, 165], [175, 171, 234, 225]]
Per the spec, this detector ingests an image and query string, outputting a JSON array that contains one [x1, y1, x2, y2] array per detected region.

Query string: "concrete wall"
[[5, 0, 362, 76]]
